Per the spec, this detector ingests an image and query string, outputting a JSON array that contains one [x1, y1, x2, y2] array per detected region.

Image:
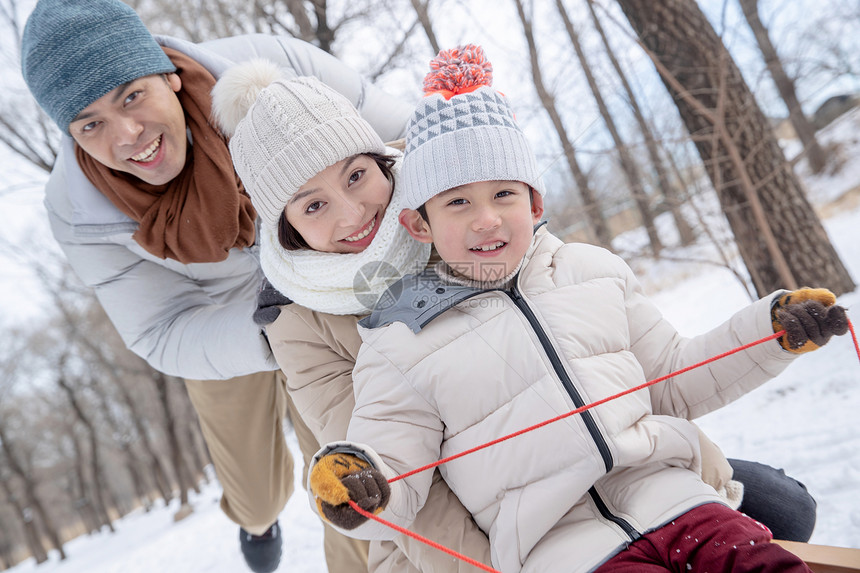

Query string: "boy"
[[308, 45, 847, 572]]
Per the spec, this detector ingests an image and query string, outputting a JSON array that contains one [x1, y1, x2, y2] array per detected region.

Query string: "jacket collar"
[[359, 222, 549, 333]]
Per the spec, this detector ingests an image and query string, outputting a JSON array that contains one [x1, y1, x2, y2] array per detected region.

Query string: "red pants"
[[594, 503, 811, 572]]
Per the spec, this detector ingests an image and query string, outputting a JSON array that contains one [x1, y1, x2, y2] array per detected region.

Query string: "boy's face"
[[69, 73, 188, 186], [284, 154, 393, 253], [400, 180, 544, 282]]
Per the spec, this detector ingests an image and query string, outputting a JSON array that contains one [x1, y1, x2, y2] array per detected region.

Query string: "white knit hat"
[[211, 59, 386, 231], [400, 45, 545, 210]]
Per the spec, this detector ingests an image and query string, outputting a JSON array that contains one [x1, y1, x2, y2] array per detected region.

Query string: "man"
[[20, 1, 412, 571]]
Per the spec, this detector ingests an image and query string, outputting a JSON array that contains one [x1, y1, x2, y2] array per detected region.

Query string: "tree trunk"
[[409, 0, 440, 54], [555, 0, 662, 256], [0, 513, 15, 570], [586, 0, 696, 246], [512, 0, 612, 249], [615, 0, 855, 297], [739, 0, 827, 174], [312, 1, 334, 54], [282, 0, 317, 44], [178, 388, 212, 483], [92, 380, 154, 511], [0, 427, 66, 561], [114, 374, 174, 504], [41, 292, 175, 507], [153, 373, 191, 507], [55, 374, 116, 533], [69, 433, 102, 534], [0, 478, 48, 565]]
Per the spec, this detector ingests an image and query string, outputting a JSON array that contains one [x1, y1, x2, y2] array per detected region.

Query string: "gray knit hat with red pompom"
[[400, 44, 545, 210]]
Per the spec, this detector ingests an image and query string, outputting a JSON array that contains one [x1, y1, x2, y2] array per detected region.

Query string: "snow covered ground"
[[6, 431, 330, 573], [6, 104, 860, 573]]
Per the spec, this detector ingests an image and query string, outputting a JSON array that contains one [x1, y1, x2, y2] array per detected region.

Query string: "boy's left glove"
[[309, 452, 390, 530], [772, 288, 848, 353]]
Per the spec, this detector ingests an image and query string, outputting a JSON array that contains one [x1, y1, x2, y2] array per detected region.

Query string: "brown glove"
[[772, 288, 848, 353], [309, 452, 390, 530]]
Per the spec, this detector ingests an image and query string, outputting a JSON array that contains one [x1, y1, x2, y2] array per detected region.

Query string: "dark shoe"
[[239, 521, 282, 573]]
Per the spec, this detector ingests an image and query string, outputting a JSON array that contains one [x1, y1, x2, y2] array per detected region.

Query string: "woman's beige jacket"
[[267, 306, 493, 571]]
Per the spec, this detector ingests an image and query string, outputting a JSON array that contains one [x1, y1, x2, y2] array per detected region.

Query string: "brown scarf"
[[76, 47, 256, 263]]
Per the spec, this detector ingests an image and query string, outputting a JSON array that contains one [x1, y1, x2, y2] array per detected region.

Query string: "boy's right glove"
[[771, 288, 848, 353], [309, 452, 390, 530]]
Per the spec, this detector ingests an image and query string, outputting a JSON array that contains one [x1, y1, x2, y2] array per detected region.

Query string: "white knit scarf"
[[260, 158, 430, 315]]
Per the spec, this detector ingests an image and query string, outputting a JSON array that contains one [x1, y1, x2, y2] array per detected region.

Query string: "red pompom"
[[422, 44, 493, 97]]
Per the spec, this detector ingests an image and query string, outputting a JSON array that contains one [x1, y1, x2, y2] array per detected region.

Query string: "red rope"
[[352, 318, 860, 572], [390, 329, 785, 483], [348, 500, 501, 573], [849, 319, 860, 364]]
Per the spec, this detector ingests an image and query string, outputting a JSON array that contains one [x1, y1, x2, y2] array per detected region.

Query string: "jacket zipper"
[[507, 286, 640, 541]]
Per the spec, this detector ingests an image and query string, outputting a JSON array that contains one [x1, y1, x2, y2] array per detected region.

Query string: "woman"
[[212, 59, 492, 571]]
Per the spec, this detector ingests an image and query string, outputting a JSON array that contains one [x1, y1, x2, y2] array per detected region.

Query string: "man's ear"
[[530, 190, 545, 224], [166, 72, 182, 93], [399, 208, 433, 243]]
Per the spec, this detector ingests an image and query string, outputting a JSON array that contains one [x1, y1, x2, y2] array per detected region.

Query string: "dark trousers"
[[729, 458, 817, 542], [595, 503, 812, 572]]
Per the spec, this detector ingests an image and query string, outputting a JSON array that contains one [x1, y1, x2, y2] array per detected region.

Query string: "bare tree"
[[55, 355, 117, 533], [63, 426, 103, 534], [555, 0, 662, 255], [176, 389, 212, 483], [0, 411, 67, 561], [512, 0, 612, 248], [89, 377, 155, 512], [152, 372, 194, 512], [112, 372, 176, 505], [0, 0, 60, 171], [409, 0, 440, 54], [797, 7, 860, 93], [0, 473, 49, 565], [585, 0, 696, 246], [0, 503, 16, 569], [738, 0, 827, 174], [613, 0, 855, 297], [136, 0, 380, 55]]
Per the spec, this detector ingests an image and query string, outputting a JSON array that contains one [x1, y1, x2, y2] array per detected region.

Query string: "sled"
[[775, 540, 860, 573]]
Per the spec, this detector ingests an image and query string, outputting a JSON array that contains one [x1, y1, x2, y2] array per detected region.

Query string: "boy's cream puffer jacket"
[[313, 227, 794, 573]]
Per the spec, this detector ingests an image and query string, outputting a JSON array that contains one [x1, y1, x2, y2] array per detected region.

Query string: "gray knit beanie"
[[210, 59, 386, 232], [400, 44, 545, 210], [21, 0, 176, 134]]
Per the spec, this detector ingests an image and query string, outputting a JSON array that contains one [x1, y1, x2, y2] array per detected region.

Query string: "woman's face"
[[284, 155, 392, 253]]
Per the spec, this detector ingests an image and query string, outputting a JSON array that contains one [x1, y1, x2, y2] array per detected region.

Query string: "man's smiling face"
[[69, 73, 188, 186]]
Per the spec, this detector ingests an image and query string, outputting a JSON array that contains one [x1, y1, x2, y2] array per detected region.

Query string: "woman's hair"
[[277, 152, 397, 251]]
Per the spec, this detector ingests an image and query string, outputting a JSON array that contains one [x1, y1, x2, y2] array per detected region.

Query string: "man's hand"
[[310, 452, 390, 530], [772, 288, 848, 353]]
